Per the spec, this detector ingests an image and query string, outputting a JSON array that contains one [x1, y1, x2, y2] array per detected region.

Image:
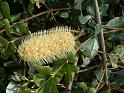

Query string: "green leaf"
[[95, 68, 104, 81], [112, 76, 124, 88], [31, 0, 45, 8], [2, 19, 12, 39], [0, 8, 3, 19], [79, 82, 88, 90], [86, 5, 94, 16], [52, 59, 66, 79], [94, 24, 103, 37], [106, 17, 124, 28], [0, 36, 8, 49], [74, 0, 85, 11], [42, 77, 58, 93], [80, 38, 95, 58], [109, 45, 124, 67], [65, 63, 77, 82], [33, 66, 51, 87], [67, 53, 77, 63], [27, 2, 34, 15], [0, 21, 4, 29], [9, 42, 17, 61], [0, 67, 6, 77], [16, 22, 29, 35], [74, 0, 85, 4], [109, 54, 119, 68], [59, 12, 69, 18], [6, 82, 18, 93], [99, 4, 109, 16], [34, 66, 59, 93], [10, 13, 21, 23], [87, 88, 96, 93], [17, 84, 32, 93], [1, 2, 11, 21], [99, 89, 111, 93], [78, 15, 93, 25]]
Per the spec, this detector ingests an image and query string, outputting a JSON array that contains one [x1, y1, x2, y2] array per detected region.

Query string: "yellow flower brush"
[[17, 26, 75, 65]]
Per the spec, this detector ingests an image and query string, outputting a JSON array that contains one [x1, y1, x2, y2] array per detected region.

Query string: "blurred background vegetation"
[[0, 0, 124, 93]]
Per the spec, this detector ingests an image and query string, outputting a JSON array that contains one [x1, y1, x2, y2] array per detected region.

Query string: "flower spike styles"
[[17, 26, 76, 65]]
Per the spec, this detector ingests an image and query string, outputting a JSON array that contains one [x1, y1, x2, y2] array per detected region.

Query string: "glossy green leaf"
[[106, 17, 124, 28], [17, 84, 32, 93], [79, 82, 88, 90], [31, 0, 45, 8], [95, 68, 104, 81], [86, 5, 94, 16], [67, 53, 77, 63], [0, 36, 8, 49], [10, 13, 21, 23], [34, 66, 59, 93], [2, 19, 12, 39], [99, 89, 111, 93], [6, 82, 18, 93], [16, 21, 29, 35], [9, 43, 17, 61], [1, 2, 11, 21], [112, 76, 124, 88], [78, 15, 93, 25], [109, 45, 124, 68], [59, 12, 69, 18], [65, 63, 77, 82], [80, 38, 95, 58], [42, 77, 58, 93], [74, 0, 85, 4], [0, 8, 3, 19], [94, 24, 103, 37], [109, 54, 119, 68], [33, 66, 51, 87], [0, 67, 6, 77], [27, 2, 34, 15], [52, 58, 66, 79], [74, 0, 85, 11], [0, 21, 4, 29], [87, 88, 96, 93], [99, 4, 109, 16]]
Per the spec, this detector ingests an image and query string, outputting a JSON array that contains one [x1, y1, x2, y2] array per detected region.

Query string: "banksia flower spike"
[[17, 26, 76, 65]]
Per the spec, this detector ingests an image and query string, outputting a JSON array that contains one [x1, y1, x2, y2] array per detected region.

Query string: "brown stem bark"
[[93, 0, 108, 85]]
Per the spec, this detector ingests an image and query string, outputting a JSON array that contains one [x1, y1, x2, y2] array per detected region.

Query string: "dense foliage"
[[0, 0, 124, 93]]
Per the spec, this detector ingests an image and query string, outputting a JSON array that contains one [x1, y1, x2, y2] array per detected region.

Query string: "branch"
[[103, 26, 124, 33], [0, 8, 70, 33], [36, 61, 67, 93], [10, 29, 82, 43], [76, 37, 91, 52], [78, 64, 102, 73], [93, 0, 108, 85]]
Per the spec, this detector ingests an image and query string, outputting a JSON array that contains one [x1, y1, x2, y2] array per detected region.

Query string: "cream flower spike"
[[17, 26, 75, 65]]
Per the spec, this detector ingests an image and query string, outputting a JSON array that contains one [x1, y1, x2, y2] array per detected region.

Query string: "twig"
[[10, 29, 81, 43], [76, 37, 91, 52], [96, 69, 105, 91], [66, 57, 78, 93], [93, 49, 109, 55], [103, 26, 124, 33], [103, 26, 124, 30], [43, 3, 57, 24], [104, 29, 124, 33], [0, 8, 70, 33], [36, 61, 67, 93], [111, 86, 124, 92], [93, 0, 108, 85], [78, 64, 102, 73], [78, 62, 122, 73]]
